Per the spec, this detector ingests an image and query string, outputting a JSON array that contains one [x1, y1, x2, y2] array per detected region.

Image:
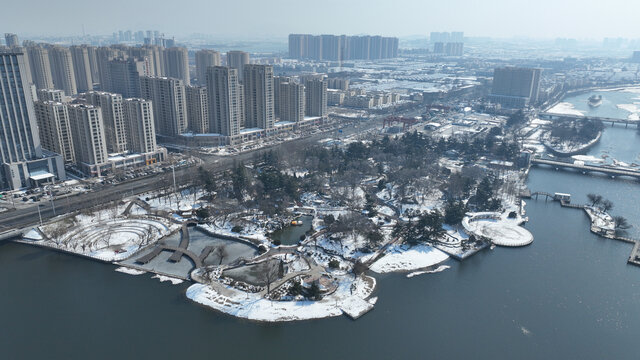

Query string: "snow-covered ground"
[[314, 233, 378, 264], [543, 130, 601, 155], [463, 211, 533, 247], [584, 206, 615, 233], [144, 188, 205, 213], [406, 265, 450, 278], [115, 266, 146, 275], [152, 274, 184, 285], [547, 102, 585, 116], [25, 204, 179, 262], [616, 104, 640, 120], [186, 274, 376, 322], [572, 155, 605, 164], [370, 243, 449, 273], [199, 222, 269, 245]]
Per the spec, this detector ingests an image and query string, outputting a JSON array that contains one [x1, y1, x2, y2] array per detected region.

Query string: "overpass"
[[539, 112, 640, 128], [531, 158, 640, 180]]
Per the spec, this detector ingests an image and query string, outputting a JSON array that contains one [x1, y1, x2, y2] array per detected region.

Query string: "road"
[[0, 112, 404, 234]]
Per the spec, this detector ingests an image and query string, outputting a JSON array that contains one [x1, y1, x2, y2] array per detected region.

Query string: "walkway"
[[527, 194, 640, 268], [168, 224, 190, 262], [258, 258, 325, 296]]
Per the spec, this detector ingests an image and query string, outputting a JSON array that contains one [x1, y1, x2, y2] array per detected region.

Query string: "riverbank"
[[543, 131, 602, 156]]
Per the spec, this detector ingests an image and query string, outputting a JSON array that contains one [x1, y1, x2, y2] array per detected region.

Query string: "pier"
[[524, 190, 640, 268], [531, 158, 640, 180]]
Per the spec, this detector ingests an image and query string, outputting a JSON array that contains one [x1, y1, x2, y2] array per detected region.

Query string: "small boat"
[[588, 94, 602, 108], [291, 220, 303, 226]]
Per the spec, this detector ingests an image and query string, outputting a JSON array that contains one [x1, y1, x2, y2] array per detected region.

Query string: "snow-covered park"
[[22, 200, 179, 262], [186, 274, 376, 322]]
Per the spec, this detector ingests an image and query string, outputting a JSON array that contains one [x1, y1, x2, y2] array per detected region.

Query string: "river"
[[1, 92, 639, 359]]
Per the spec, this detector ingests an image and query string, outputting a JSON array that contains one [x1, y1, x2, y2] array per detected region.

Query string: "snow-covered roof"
[[29, 171, 54, 181]]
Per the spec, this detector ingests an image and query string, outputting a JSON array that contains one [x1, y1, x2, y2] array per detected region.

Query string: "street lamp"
[[36, 204, 43, 227]]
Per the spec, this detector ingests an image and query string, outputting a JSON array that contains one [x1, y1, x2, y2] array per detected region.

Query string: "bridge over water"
[[531, 158, 640, 180], [539, 112, 640, 128]]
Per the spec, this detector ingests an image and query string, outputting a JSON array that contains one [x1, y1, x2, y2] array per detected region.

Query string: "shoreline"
[[543, 131, 602, 157]]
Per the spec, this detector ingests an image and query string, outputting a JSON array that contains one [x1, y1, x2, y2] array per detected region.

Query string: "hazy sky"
[[3, 0, 640, 39]]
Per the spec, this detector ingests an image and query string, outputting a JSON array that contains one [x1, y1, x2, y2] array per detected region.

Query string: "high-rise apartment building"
[[34, 101, 75, 163], [327, 78, 349, 90], [431, 32, 464, 56], [278, 81, 305, 123], [238, 83, 246, 129], [288, 34, 398, 60], [95, 46, 123, 89], [139, 76, 188, 137], [107, 58, 147, 98], [84, 91, 127, 153], [226, 51, 249, 82], [123, 98, 156, 154], [48, 46, 78, 96], [273, 76, 290, 119], [84, 45, 99, 82], [243, 64, 274, 129], [70, 45, 94, 92], [451, 32, 464, 42], [37, 89, 66, 103], [164, 47, 190, 85], [4, 33, 19, 48], [185, 86, 209, 133], [10, 46, 32, 85], [490, 67, 542, 108], [444, 42, 464, 56], [0, 51, 65, 189], [206, 66, 241, 136], [27, 46, 54, 89], [195, 49, 221, 85], [141, 45, 165, 76], [304, 78, 328, 117], [67, 104, 108, 173], [126, 46, 156, 76]]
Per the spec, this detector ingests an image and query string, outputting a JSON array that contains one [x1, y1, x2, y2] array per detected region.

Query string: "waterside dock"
[[523, 190, 640, 268]]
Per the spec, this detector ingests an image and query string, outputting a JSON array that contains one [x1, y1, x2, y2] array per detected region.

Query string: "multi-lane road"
[[0, 113, 395, 235]]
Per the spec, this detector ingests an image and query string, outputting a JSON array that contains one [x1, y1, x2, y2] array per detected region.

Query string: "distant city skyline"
[[3, 0, 640, 40]]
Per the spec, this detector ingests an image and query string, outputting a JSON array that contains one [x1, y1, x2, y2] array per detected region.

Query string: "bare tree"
[[587, 193, 603, 207], [143, 227, 155, 245], [109, 203, 119, 220], [214, 245, 228, 265], [49, 223, 67, 248], [103, 225, 114, 248], [258, 260, 280, 295]]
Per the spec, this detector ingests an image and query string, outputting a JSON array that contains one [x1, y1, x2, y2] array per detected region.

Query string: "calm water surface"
[[1, 93, 639, 359]]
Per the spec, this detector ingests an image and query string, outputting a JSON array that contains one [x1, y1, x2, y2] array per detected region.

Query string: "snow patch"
[[370, 244, 449, 273], [547, 102, 585, 116], [406, 265, 451, 278], [115, 266, 146, 275], [152, 274, 184, 285], [186, 274, 376, 322]]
